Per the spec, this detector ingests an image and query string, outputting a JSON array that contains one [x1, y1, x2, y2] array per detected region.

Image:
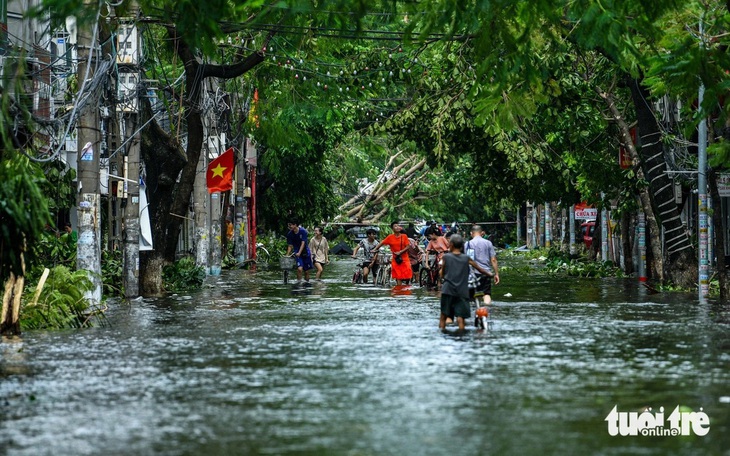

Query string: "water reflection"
[[1, 257, 728, 455]]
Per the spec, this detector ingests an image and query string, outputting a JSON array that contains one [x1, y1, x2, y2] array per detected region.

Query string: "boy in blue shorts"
[[439, 234, 493, 331], [286, 219, 313, 282]]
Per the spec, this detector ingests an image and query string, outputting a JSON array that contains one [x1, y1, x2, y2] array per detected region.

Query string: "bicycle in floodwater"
[[469, 276, 493, 330], [419, 250, 441, 290], [374, 251, 392, 287], [279, 255, 296, 284]]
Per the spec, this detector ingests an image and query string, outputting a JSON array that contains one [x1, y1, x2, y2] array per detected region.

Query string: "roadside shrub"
[[20, 265, 107, 330], [163, 256, 205, 292], [543, 248, 623, 278], [101, 249, 124, 297]]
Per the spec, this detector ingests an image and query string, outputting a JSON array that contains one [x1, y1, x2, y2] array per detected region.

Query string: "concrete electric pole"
[[76, 4, 102, 303]]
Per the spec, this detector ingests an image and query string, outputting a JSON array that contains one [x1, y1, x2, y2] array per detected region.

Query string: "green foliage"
[[709, 140, 730, 169], [222, 250, 238, 269], [20, 265, 107, 330], [39, 160, 77, 217], [162, 256, 205, 292], [101, 249, 124, 297], [257, 232, 289, 263], [0, 152, 52, 280], [255, 104, 346, 231], [26, 232, 77, 281], [543, 248, 624, 278]]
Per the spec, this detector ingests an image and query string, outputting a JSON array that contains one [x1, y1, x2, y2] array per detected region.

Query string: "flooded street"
[[1, 258, 729, 455]]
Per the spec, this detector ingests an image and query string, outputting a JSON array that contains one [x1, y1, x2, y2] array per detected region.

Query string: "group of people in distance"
[[352, 220, 500, 330], [285, 219, 330, 282], [286, 218, 501, 330]]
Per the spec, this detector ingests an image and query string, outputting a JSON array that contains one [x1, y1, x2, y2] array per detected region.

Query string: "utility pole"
[[638, 211, 647, 283], [119, 11, 142, 298], [76, 4, 102, 303], [544, 202, 551, 248], [123, 114, 140, 297], [601, 195, 609, 262], [234, 143, 247, 265], [194, 143, 209, 269], [698, 18, 709, 302], [569, 204, 576, 257]]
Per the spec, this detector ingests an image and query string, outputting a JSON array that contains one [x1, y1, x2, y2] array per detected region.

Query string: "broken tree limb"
[[350, 154, 413, 219], [339, 149, 403, 211], [31, 268, 51, 307]]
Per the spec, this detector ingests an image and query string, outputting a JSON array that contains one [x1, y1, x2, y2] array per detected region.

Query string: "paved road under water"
[[1, 257, 729, 455]]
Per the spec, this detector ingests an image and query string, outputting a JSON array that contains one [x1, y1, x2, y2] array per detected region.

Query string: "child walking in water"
[[439, 234, 493, 331]]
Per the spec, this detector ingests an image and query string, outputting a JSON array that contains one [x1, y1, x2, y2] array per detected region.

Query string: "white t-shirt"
[[358, 238, 379, 261]]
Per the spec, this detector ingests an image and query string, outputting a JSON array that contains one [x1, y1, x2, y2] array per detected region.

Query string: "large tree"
[[386, 0, 715, 287]]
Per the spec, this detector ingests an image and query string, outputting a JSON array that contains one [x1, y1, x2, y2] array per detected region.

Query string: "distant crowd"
[[284, 219, 500, 331]]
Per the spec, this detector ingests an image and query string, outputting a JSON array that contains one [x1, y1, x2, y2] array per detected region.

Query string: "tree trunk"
[[589, 206, 602, 260], [596, 85, 666, 283], [628, 79, 697, 287], [708, 167, 729, 301], [139, 251, 167, 297], [1, 271, 24, 336], [138, 29, 266, 296]]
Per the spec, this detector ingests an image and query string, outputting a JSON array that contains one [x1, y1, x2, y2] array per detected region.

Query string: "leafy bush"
[[27, 232, 76, 279], [257, 232, 289, 265], [163, 256, 205, 292], [20, 265, 107, 330], [222, 249, 238, 269], [101, 249, 123, 297], [543, 248, 623, 278], [1, 153, 52, 280]]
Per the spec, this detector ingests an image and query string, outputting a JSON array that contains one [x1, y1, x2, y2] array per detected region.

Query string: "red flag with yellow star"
[[206, 147, 234, 193]]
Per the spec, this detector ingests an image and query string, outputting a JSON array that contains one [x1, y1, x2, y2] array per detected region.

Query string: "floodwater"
[[1, 257, 729, 455]]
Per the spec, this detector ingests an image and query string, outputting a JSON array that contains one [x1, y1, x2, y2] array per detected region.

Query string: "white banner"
[[575, 208, 597, 220]]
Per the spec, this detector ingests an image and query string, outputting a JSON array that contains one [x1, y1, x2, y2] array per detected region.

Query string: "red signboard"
[[574, 202, 597, 220]]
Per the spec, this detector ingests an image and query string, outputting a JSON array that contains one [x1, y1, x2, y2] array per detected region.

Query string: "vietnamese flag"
[[206, 147, 234, 194]]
